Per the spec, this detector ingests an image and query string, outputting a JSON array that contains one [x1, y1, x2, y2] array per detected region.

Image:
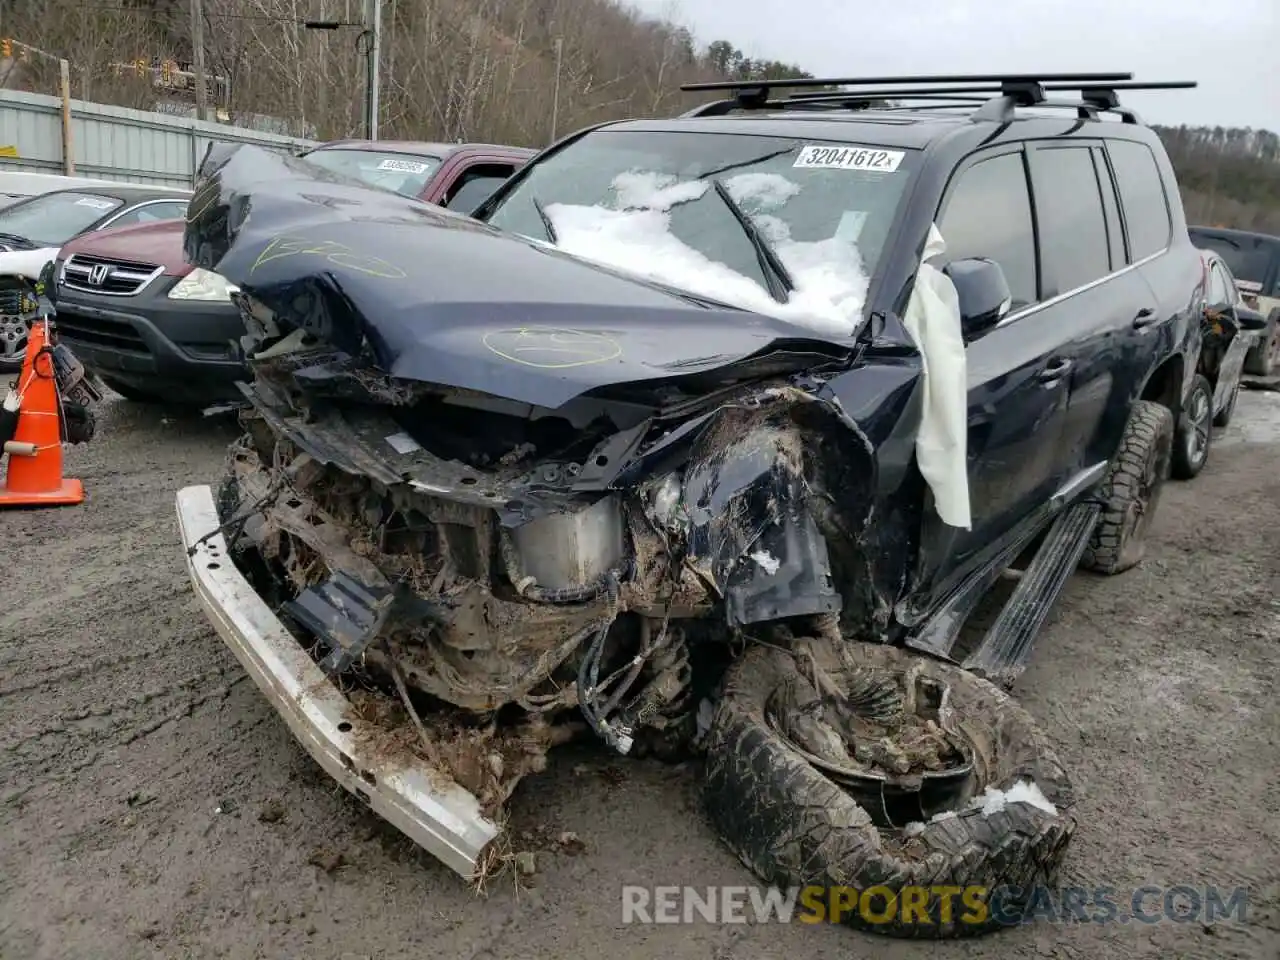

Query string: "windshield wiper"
[[709, 178, 793, 303], [0, 232, 36, 249], [697, 146, 798, 181], [531, 197, 557, 243]]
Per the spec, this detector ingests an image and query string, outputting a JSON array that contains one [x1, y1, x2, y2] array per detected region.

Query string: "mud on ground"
[[1, 395, 1278, 960]]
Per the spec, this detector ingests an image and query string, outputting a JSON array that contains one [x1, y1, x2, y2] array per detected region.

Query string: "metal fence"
[[0, 89, 317, 188]]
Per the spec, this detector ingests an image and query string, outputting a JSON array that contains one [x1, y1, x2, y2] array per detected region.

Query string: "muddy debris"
[[513, 851, 537, 876], [557, 831, 587, 856], [258, 800, 286, 824], [307, 849, 346, 874]]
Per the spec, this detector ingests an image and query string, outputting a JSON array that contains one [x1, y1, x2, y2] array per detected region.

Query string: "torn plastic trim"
[[176, 484, 500, 878]]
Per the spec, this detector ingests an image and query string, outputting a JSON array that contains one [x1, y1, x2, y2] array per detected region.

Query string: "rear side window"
[[937, 151, 1037, 308], [443, 163, 517, 214], [1028, 145, 1110, 295], [1107, 140, 1172, 261]]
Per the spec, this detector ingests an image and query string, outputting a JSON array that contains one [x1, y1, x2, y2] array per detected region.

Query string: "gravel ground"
[[1, 391, 1278, 960]]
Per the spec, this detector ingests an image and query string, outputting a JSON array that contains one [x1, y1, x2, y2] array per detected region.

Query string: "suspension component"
[[610, 626, 694, 759]]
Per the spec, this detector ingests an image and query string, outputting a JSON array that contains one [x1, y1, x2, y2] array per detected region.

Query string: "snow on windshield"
[[543, 170, 869, 337]]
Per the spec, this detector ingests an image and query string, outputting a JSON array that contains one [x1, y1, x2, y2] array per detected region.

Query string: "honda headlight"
[[168, 268, 238, 301]]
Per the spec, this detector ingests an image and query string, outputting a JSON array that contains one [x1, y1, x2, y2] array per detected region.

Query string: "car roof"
[[37, 183, 192, 203], [308, 140, 537, 160], [595, 109, 1165, 153]]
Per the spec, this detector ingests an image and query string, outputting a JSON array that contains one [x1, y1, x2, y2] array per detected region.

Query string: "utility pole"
[[189, 0, 209, 121], [316, 0, 328, 133], [549, 36, 563, 143], [364, 0, 380, 140], [59, 59, 74, 174]]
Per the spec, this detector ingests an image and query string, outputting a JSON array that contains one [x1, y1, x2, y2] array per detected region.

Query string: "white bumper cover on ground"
[[175, 484, 500, 879]]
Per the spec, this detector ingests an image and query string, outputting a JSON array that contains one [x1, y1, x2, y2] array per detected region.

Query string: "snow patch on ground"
[[543, 170, 869, 338]]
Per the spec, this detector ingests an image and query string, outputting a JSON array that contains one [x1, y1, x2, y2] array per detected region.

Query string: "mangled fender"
[[670, 389, 879, 629]]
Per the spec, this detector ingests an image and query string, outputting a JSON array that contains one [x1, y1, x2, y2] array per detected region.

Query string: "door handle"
[[1038, 357, 1073, 382], [1132, 307, 1158, 329]]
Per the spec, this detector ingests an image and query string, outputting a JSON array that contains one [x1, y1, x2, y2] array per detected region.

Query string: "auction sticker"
[[793, 145, 904, 172], [377, 157, 431, 174]]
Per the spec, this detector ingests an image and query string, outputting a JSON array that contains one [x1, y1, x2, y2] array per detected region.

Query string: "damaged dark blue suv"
[[173, 73, 1203, 937]]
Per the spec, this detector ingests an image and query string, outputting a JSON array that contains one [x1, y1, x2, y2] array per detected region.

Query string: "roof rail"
[[677, 72, 1134, 94], [677, 74, 1132, 116], [678, 76, 1196, 126]]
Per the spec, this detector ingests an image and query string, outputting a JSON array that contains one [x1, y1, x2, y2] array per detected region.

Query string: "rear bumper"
[[52, 285, 247, 402], [175, 484, 500, 878]]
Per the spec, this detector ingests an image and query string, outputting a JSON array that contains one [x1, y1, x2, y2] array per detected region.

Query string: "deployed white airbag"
[[901, 224, 970, 530]]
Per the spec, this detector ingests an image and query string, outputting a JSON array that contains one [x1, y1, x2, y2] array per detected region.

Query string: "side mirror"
[[1235, 304, 1267, 332], [942, 257, 1012, 339]]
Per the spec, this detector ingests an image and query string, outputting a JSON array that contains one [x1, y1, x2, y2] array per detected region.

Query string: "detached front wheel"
[[702, 639, 1075, 938]]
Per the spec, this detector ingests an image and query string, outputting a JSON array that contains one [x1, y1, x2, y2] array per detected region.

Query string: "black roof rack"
[[678, 75, 1196, 126], [677, 72, 1134, 94]]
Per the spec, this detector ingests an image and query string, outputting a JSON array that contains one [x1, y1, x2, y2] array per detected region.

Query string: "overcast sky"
[[632, 0, 1279, 132]]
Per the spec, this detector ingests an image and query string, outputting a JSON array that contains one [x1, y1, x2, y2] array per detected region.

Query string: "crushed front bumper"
[[175, 484, 500, 878]]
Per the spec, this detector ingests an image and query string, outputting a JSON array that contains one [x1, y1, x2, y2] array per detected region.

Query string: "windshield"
[[301, 148, 442, 199], [0, 191, 123, 246], [484, 130, 917, 336], [1189, 230, 1276, 286]]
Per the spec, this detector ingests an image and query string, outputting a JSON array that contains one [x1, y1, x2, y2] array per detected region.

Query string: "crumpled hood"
[[184, 143, 857, 409], [0, 247, 59, 283]]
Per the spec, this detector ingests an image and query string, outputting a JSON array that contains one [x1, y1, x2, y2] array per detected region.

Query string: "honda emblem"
[[88, 264, 112, 285]]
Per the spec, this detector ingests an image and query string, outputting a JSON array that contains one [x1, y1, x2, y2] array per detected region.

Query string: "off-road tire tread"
[[703, 643, 1076, 938], [1079, 399, 1173, 576]]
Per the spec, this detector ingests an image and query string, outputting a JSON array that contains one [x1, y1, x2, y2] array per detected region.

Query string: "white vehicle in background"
[[0, 170, 130, 210], [0, 183, 192, 369]]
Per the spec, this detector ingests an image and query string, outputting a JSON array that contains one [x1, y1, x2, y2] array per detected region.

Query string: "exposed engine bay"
[[218, 340, 887, 810]]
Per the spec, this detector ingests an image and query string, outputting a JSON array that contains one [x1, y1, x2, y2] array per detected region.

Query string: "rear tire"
[[1171, 374, 1212, 480], [702, 640, 1076, 938], [1080, 399, 1173, 575], [1243, 310, 1280, 377]]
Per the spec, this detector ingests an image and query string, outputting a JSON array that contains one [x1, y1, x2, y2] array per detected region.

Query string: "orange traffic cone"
[[0, 320, 84, 507]]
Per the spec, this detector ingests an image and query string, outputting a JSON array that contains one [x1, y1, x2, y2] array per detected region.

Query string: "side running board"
[[962, 501, 1102, 686]]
